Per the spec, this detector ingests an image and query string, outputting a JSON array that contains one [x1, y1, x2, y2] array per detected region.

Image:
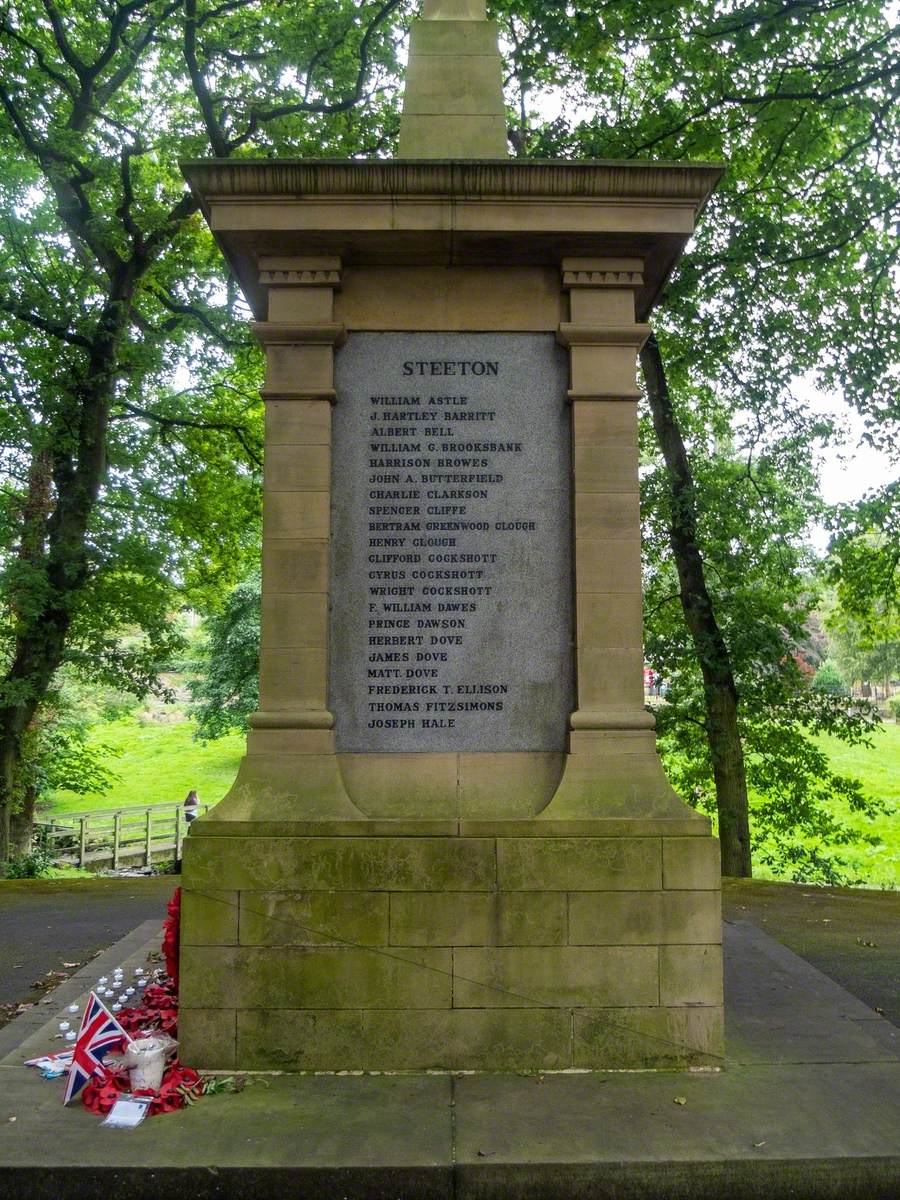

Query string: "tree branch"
[[231, 0, 403, 144], [0, 17, 77, 97], [147, 286, 243, 347], [118, 401, 261, 465], [184, 0, 228, 156], [0, 296, 92, 348], [41, 0, 89, 79]]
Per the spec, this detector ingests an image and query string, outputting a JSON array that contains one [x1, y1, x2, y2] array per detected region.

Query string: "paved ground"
[[723, 878, 900, 1025], [1, 875, 895, 1029], [0, 916, 897, 1200], [0, 877, 174, 1025]]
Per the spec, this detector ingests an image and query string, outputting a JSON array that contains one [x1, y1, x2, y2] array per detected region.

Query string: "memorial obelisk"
[[177, 0, 726, 1072]]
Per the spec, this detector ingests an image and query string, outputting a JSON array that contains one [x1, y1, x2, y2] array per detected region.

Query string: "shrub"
[[6, 847, 56, 879], [811, 660, 849, 696]]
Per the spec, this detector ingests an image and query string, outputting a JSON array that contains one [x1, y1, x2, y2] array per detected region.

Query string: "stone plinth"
[[180, 821, 722, 1071], [177, 155, 726, 1071]]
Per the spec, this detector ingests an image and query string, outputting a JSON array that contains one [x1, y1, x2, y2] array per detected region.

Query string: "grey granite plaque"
[[330, 333, 573, 753]]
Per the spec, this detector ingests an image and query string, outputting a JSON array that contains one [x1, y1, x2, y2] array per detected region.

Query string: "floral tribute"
[[162, 887, 181, 986], [82, 887, 206, 1117]]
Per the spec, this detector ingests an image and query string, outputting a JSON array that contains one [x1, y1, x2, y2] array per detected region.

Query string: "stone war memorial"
[[178, 0, 725, 1073]]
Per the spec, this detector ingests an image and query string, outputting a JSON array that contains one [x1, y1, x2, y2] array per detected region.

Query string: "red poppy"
[[82, 1070, 131, 1115], [162, 888, 181, 985], [79, 887, 202, 1119]]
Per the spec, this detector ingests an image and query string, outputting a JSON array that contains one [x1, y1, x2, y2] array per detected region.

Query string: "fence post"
[[174, 809, 183, 862], [78, 818, 87, 869], [112, 812, 121, 871], [145, 808, 153, 868]]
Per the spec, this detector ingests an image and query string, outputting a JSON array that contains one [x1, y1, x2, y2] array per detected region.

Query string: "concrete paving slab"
[[453, 1063, 900, 1162], [724, 918, 898, 1065], [0, 916, 897, 1200], [723, 878, 900, 1026]]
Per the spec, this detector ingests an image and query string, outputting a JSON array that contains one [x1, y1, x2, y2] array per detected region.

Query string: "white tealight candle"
[[98, 977, 108, 985], [68, 1004, 79, 1013], [65, 1031, 77, 1042], [112, 1003, 122, 1012], [58, 1021, 70, 1032], [125, 988, 134, 997], [138, 978, 147, 988], [103, 989, 114, 997], [133, 968, 144, 976]]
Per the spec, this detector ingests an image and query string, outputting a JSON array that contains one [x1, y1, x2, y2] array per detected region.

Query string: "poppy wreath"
[[82, 886, 197, 1116], [162, 886, 181, 986], [82, 1059, 204, 1117], [138, 1064, 204, 1115], [82, 1066, 131, 1115], [114, 981, 179, 1038]]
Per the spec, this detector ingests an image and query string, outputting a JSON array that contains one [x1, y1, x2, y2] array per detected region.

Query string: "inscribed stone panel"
[[331, 333, 572, 752]]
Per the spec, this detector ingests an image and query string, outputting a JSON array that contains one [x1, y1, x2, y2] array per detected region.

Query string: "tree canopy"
[[1, 0, 898, 878], [0, 0, 408, 858]]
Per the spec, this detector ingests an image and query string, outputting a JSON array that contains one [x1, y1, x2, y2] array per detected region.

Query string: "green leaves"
[[0, 1, 412, 858], [189, 571, 260, 740], [493, 0, 899, 881]]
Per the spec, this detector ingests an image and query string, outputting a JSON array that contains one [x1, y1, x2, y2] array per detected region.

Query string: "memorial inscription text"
[[330, 333, 572, 753]]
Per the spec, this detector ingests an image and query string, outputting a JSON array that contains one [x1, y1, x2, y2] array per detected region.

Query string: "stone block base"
[[178, 825, 724, 1071]]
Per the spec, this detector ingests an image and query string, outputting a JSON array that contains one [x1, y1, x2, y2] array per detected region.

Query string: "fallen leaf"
[[875, 1007, 885, 1016], [8, 1117, 16, 1123], [856, 937, 877, 948], [62, 962, 81, 969], [753, 1141, 767, 1148], [673, 1096, 687, 1106], [822, 919, 831, 924], [476, 1150, 494, 1158]]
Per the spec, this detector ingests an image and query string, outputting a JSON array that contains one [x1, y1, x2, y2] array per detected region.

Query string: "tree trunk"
[[10, 786, 38, 856], [0, 285, 130, 869], [0, 737, 13, 866], [641, 333, 753, 877]]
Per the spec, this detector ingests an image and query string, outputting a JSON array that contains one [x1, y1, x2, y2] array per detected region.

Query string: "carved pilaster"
[[560, 257, 653, 740], [252, 259, 345, 753]]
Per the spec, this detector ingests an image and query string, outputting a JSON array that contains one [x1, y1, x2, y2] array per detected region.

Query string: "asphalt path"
[[0, 875, 896, 1029], [0, 877, 174, 1024]]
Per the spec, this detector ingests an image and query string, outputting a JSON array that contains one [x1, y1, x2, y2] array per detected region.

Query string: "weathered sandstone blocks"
[[179, 830, 724, 1071]]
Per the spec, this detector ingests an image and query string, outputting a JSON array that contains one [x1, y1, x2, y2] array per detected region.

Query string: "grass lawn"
[[753, 720, 900, 889], [46, 714, 245, 816], [45, 708, 899, 888]]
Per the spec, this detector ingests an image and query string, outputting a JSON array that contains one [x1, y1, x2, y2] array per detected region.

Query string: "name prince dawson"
[[330, 336, 572, 755]]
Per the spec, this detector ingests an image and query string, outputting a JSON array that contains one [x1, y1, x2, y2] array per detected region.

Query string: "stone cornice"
[[557, 324, 652, 349], [259, 267, 342, 287], [252, 321, 347, 347], [182, 158, 723, 212]]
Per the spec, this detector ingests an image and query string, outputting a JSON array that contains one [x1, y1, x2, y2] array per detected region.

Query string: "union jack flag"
[[63, 991, 132, 1105]]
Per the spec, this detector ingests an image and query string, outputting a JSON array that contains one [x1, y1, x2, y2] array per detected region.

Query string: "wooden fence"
[[34, 801, 210, 871]]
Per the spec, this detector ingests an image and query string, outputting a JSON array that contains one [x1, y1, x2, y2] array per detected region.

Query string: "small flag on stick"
[[63, 992, 132, 1105]]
